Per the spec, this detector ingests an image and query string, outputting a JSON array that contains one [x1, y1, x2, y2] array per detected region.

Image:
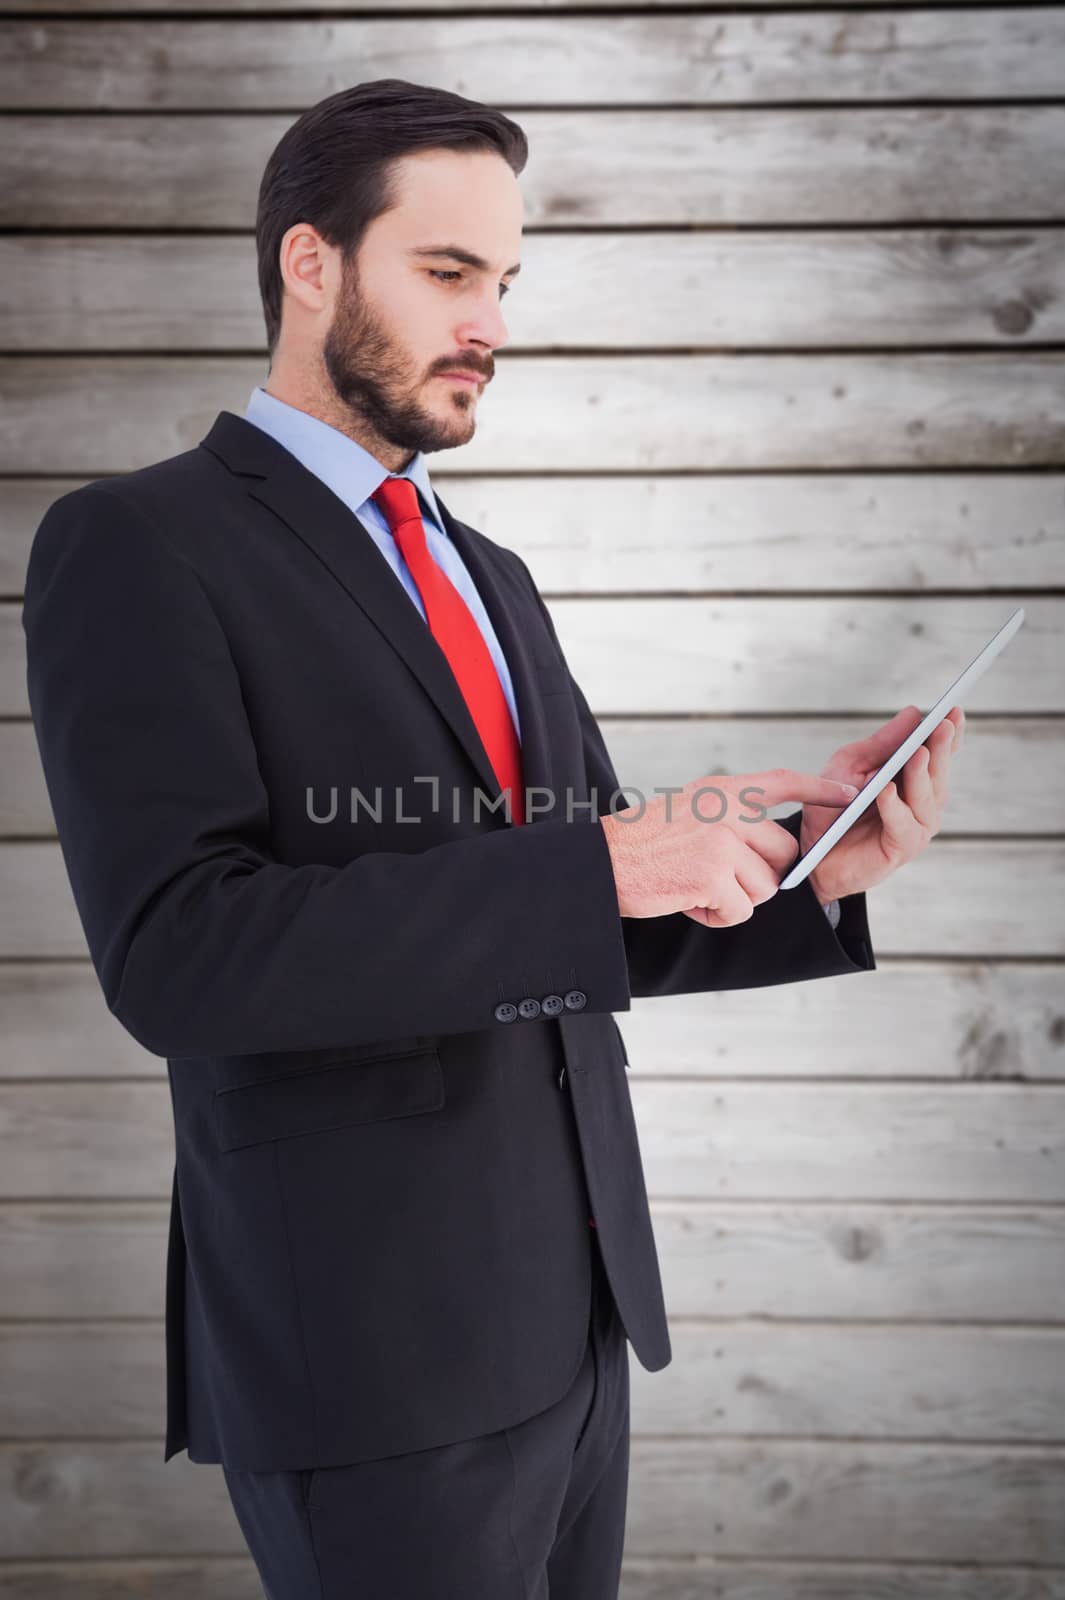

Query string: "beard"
[[322, 251, 489, 459]]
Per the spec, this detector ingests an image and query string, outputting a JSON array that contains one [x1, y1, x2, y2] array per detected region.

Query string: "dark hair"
[[255, 79, 528, 359]]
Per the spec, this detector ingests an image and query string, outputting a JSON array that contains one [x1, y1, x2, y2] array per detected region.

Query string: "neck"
[[260, 361, 413, 474]]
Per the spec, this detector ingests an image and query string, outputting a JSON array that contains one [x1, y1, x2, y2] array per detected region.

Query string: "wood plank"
[[6, 230, 1065, 353], [3, 109, 1062, 228], [0, 1204, 166, 1318], [5, 12, 1062, 109], [620, 1564, 1065, 1600], [6, 715, 1063, 839], [2, 1438, 1064, 1561], [633, 1081, 1065, 1203], [0, 845, 83, 958], [3, 839, 1063, 961], [5, 1319, 1064, 1443], [0, 0, 1023, 10], [0, 1323, 168, 1438], [0, 1083, 176, 1199], [622, 1439, 1065, 1562], [635, 1323, 1065, 1443], [2, 1079, 1063, 1201], [12, 594, 1061, 719], [5, 1201, 1063, 1322], [3, 355, 1064, 475], [0, 1559, 1059, 1600], [438, 354, 1065, 473], [7, 472, 1065, 595], [0, 1444, 243, 1560], [0, 236, 260, 355], [620, 960, 1065, 1083], [0, 1560, 262, 1600], [3, 959, 1065, 1083], [541, 596, 1062, 714], [0, 965, 161, 1080]]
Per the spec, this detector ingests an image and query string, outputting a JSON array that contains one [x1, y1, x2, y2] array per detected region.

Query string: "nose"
[[486, 301, 510, 351], [460, 289, 509, 357]]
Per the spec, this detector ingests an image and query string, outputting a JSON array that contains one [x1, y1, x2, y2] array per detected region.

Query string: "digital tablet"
[[778, 606, 1026, 891]]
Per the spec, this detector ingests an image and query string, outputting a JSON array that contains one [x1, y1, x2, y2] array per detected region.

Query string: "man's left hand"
[[801, 704, 965, 905]]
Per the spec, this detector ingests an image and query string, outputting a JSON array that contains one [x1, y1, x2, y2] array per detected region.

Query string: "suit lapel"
[[199, 411, 554, 821]]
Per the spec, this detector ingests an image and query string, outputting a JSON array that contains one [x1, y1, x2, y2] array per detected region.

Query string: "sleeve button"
[[518, 997, 541, 1019], [563, 989, 587, 1011], [494, 1002, 518, 1023], [542, 994, 564, 1017]]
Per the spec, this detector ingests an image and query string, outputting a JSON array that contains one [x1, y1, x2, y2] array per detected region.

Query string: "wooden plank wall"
[[1, 3, 1064, 1595]]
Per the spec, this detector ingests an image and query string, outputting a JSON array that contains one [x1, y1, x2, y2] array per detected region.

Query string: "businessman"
[[22, 78, 962, 1599]]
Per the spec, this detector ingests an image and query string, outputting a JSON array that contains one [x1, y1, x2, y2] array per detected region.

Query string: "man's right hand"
[[598, 770, 859, 930]]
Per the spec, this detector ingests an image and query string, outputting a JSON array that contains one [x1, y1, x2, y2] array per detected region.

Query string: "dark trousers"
[[222, 1235, 630, 1598]]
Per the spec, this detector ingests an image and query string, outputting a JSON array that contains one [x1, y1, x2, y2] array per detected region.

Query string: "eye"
[[429, 270, 510, 299]]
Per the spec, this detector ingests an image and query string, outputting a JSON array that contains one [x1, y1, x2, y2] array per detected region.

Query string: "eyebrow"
[[407, 244, 521, 279]]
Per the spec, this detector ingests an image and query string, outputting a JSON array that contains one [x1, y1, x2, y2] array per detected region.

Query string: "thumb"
[[856, 705, 924, 766]]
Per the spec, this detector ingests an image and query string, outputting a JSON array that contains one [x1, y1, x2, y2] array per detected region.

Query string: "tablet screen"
[[778, 606, 1025, 891]]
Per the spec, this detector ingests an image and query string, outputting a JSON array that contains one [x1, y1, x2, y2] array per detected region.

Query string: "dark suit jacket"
[[22, 409, 876, 1471]]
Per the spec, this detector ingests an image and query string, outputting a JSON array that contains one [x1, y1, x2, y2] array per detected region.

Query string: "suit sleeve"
[[509, 557, 877, 998], [22, 485, 634, 1057]]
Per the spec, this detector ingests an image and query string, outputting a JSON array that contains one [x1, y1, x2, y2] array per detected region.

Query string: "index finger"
[[742, 769, 859, 813]]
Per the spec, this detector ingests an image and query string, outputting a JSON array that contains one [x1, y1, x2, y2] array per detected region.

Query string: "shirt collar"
[[242, 385, 444, 530]]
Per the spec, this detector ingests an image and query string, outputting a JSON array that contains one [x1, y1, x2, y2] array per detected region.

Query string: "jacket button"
[[563, 989, 587, 1011], [542, 994, 564, 1017], [518, 997, 541, 1019], [494, 1002, 517, 1023]]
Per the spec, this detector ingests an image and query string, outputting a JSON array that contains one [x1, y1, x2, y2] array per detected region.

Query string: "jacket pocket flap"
[[213, 1048, 444, 1152]]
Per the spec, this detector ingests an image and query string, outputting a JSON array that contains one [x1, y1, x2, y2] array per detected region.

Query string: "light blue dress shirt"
[[241, 385, 839, 928]]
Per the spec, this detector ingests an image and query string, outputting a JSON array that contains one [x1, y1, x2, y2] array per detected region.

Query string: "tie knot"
[[371, 475, 422, 536]]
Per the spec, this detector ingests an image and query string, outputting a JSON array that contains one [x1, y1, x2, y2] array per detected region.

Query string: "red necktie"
[[371, 477, 525, 825]]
